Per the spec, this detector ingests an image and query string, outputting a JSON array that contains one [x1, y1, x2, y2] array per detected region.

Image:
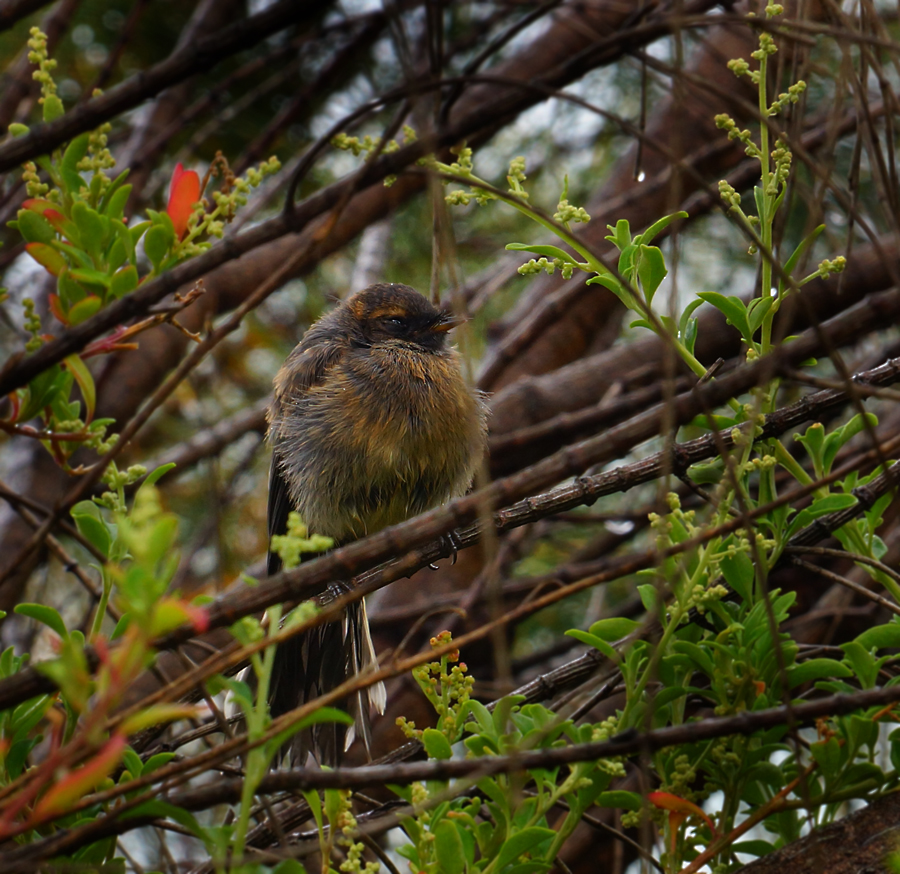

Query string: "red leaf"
[[648, 791, 717, 853], [33, 734, 127, 819], [7, 391, 20, 422], [648, 791, 713, 825], [48, 293, 69, 325], [186, 603, 210, 634], [21, 199, 57, 214], [25, 242, 66, 276], [167, 163, 200, 240], [43, 209, 68, 235]]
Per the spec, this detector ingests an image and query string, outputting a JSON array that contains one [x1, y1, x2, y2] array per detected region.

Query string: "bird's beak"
[[431, 312, 465, 333]]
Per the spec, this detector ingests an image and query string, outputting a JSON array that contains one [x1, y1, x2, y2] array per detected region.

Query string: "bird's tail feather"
[[268, 596, 385, 766]]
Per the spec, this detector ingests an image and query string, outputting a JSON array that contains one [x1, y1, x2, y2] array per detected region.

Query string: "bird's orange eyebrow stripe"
[[367, 306, 408, 320]]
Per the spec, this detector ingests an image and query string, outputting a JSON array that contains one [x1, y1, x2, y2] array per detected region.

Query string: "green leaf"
[[111, 218, 136, 264], [678, 297, 704, 347], [128, 220, 151, 248], [137, 463, 177, 494], [67, 295, 103, 326], [68, 268, 111, 290], [732, 840, 776, 858], [696, 291, 752, 341], [794, 422, 825, 476], [854, 622, 900, 652], [786, 492, 858, 540], [586, 273, 637, 310], [71, 500, 112, 557], [63, 355, 95, 423], [720, 551, 754, 602], [71, 201, 108, 260], [142, 752, 176, 774], [492, 695, 526, 736], [111, 614, 130, 639], [16, 209, 55, 244], [588, 617, 639, 641], [104, 182, 132, 222], [637, 245, 667, 305], [422, 728, 453, 760], [747, 296, 774, 334], [636, 211, 688, 246], [653, 685, 687, 709], [106, 238, 127, 272], [60, 133, 90, 194], [617, 243, 637, 280], [787, 658, 852, 688], [812, 492, 858, 514], [51, 240, 92, 269], [596, 790, 642, 810], [822, 413, 877, 475], [672, 641, 715, 678], [841, 641, 878, 688], [505, 243, 580, 265], [7, 738, 39, 780], [15, 603, 68, 640], [16, 365, 63, 422], [494, 827, 555, 871], [605, 219, 632, 251], [565, 629, 617, 660], [810, 736, 842, 777], [637, 583, 658, 613], [110, 265, 138, 299], [122, 747, 143, 779], [434, 821, 467, 874], [143, 223, 172, 270], [753, 185, 766, 222], [468, 699, 496, 739]]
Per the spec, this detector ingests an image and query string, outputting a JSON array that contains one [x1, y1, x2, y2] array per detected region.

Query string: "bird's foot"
[[429, 530, 462, 569]]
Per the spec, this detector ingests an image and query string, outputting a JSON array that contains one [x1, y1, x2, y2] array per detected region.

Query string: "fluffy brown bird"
[[266, 282, 487, 764]]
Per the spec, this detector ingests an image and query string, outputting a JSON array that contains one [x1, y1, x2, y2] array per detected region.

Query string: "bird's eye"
[[386, 316, 406, 328]]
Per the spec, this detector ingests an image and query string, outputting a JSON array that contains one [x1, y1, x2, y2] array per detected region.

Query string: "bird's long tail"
[[268, 594, 386, 766]]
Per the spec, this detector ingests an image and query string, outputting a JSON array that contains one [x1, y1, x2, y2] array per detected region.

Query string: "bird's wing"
[[267, 337, 346, 575], [266, 460, 293, 576]]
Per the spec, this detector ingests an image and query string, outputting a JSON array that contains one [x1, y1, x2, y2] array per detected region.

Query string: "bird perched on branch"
[[266, 282, 488, 765]]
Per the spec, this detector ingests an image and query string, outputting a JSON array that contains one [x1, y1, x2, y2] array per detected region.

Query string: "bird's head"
[[344, 283, 460, 352]]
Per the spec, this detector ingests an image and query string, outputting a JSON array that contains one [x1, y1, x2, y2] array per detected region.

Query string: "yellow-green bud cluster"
[[506, 155, 529, 201], [270, 510, 333, 570], [817, 256, 846, 276], [769, 138, 792, 194], [717, 179, 741, 210], [517, 256, 572, 278], [27, 27, 57, 100], [22, 298, 43, 352], [554, 199, 590, 226], [751, 32, 777, 61], [79, 122, 116, 193], [715, 114, 761, 159], [22, 161, 49, 199], [769, 80, 806, 116]]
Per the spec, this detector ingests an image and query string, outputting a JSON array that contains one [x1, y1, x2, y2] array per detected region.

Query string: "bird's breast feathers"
[[272, 343, 486, 539]]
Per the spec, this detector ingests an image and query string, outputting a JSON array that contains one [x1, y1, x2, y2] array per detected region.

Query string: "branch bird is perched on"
[[267, 283, 488, 765]]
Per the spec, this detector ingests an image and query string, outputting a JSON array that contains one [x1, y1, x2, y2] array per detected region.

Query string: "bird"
[[265, 282, 488, 765]]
